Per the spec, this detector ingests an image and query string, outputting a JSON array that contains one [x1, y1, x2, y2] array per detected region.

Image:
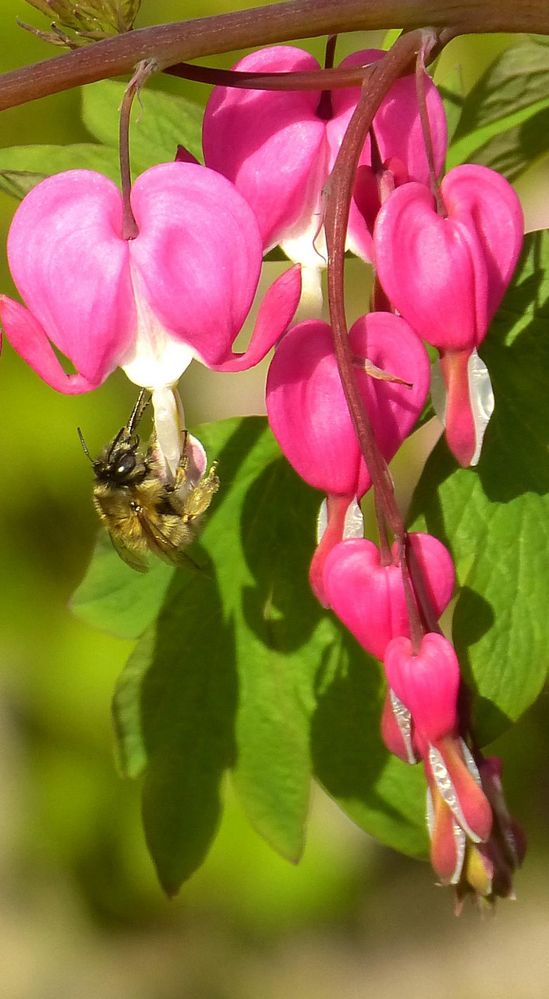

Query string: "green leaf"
[[447, 40, 549, 173], [117, 574, 237, 895], [110, 417, 427, 893], [81, 79, 204, 169], [112, 418, 313, 890], [0, 169, 48, 199], [467, 105, 549, 182], [0, 83, 203, 200], [310, 631, 428, 858], [453, 39, 549, 140], [71, 531, 173, 640], [0, 143, 120, 194], [437, 65, 466, 144], [409, 230, 549, 744]]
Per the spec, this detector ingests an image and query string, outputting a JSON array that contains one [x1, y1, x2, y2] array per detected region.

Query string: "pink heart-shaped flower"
[[266, 312, 430, 498], [323, 533, 455, 660]]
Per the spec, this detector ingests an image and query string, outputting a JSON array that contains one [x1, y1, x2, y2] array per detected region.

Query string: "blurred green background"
[[1, 3, 549, 997]]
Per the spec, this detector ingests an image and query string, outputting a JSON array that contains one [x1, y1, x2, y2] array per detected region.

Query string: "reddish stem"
[[1, 0, 548, 111], [415, 44, 446, 215], [324, 28, 441, 646]]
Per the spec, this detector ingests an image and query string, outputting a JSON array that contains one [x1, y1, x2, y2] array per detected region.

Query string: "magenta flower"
[[266, 311, 430, 604], [384, 633, 460, 748], [203, 46, 446, 266], [323, 533, 455, 660], [374, 163, 523, 465], [266, 312, 430, 497], [0, 163, 301, 394]]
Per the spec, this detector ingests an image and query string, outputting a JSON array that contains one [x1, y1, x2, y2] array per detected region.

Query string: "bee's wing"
[[136, 508, 202, 572], [108, 530, 152, 573]]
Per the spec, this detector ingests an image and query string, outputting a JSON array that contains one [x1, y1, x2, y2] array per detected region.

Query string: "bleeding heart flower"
[[323, 533, 455, 659], [266, 311, 430, 498], [384, 633, 460, 746], [203, 45, 446, 267], [0, 163, 301, 394], [374, 163, 523, 466]]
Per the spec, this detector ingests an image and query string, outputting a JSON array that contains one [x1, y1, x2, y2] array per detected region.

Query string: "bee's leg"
[[183, 464, 220, 519]]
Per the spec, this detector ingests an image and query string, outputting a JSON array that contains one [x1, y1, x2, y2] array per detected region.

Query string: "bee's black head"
[[93, 431, 148, 486]]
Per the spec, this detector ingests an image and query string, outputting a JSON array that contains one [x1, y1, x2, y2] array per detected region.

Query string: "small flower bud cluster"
[[21, 0, 141, 47]]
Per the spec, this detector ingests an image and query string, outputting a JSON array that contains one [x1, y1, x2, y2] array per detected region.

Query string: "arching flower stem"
[[415, 47, 446, 214], [118, 57, 157, 240], [166, 60, 378, 92], [324, 28, 445, 640], [324, 28, 439, 541]]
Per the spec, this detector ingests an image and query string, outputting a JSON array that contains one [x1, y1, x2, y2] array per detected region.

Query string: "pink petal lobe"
[[430, 792, 465, 883], [431, 739, 493, 844], [336, 51, 447, 183], [441, 165, 523, 320], [129, 162, 263, 366], [0, 296, 101, 393], [309, 494, 355, 607], [381, 689, 417, 764], [203, 47, 328, 250], [6, 170, 135, 384], [372, 72, 447, 183], [210, 264, 301, 372]]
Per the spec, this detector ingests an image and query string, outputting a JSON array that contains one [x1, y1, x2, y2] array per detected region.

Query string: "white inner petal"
[[468, 349, 495, 467], [121, 267, 195, 389], [151, 386, 185, 480], [430, 353, 495, 467]]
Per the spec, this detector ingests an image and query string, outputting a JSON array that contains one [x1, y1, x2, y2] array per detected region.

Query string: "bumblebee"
[[79, 391, 219, 572]]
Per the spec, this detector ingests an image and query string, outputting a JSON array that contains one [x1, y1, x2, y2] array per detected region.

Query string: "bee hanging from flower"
[[78, 390, 219, 572]]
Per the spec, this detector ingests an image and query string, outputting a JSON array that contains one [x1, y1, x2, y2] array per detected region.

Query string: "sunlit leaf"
[[453, 39, 549, 140], [106, 417, 427, 893], [467, 105, 549, 181], [0, 143, 119, 195], [71, 531, 173, 639], [81, 79, 204, 169]]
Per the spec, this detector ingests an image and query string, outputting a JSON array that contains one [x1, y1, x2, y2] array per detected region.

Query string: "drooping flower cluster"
[[0, 38, 525, 904]]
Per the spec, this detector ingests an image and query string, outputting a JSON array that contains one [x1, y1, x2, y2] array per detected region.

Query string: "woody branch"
[[0, 0, 548, 111]]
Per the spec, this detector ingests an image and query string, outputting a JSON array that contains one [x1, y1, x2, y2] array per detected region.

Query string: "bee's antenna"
[[77, 427, 93, 463], [127, 389, 151, 434]]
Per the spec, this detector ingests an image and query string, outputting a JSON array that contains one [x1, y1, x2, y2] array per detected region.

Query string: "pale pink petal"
[[129, 162, 263, 366], [203, 47, 328, 250], [6, 170, 135, 385], [0, 296, 102, 392]]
